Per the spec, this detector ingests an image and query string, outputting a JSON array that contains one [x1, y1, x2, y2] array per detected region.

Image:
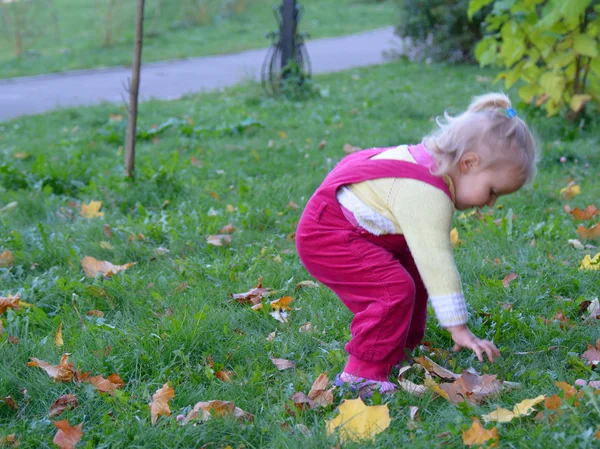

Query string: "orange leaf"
[[576, 223, 600, 239], [567, 205, 598, 220], [27, 354, 75, 382], [86, 374, 125, 394], [218, 223, 235, 234], [52, 419, 83, 449], [0, 295, 20, 314], [308, 373, 334, 407], [49, 394, 78, 418], [149, 383, 174, 424], [502, 273, 518, 288], [81, 256, 135, 278], [462, 418, 499, 447], [86, 310, 104, 318], [544, 395, 561, 410], [215, 370, 233, 382], [0, 249, 14, 267], [80, 201, 104, 219]]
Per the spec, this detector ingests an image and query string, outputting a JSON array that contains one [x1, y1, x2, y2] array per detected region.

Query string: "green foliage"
[[394, 0, 493, 62], [471, 0, 600, 119]]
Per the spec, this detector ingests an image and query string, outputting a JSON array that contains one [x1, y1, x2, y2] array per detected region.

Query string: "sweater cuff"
[[429, 293, 469, 328]]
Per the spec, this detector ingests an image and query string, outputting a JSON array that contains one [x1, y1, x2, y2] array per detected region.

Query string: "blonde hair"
[[423, 93, 539, 182]]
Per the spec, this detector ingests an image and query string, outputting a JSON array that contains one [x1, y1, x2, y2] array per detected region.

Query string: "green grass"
[[1, 61, 600, 448], [0, 0, 397, 79]]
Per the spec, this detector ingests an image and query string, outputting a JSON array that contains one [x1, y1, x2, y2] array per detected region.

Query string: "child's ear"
[[459, 151, 480, 173]]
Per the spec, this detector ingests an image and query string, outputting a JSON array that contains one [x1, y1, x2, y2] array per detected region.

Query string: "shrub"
[[471, 0, 600, 120], [394, 0, 493, 63]]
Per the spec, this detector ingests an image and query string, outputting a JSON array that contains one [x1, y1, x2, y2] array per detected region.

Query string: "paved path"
[[0, 27, 401, 121]]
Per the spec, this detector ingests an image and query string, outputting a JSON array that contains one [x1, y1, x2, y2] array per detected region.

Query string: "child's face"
[[452, 152, 525, 211]]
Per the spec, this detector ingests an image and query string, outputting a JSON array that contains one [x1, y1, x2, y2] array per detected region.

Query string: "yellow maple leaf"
[[325, 398, 391, 443], [80, 201, 104, 218], [463, 418, 499, 447], [0, 249, 14, 268], [580, 253, 600, 271], [450, 228, 465, 248], [559, 184, 581, 200], [482, 395, 545, 423]]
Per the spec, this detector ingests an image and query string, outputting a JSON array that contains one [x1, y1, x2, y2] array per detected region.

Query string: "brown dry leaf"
[[49, 394, 78, 418], [428, 371, 505, 405], [149, 383, 174, 424], [218, 223, 235, 234], [502, 273, 518, 288], [0, 249, 14, 267], [576, 223, 600, 240], [86, 374, 125, 394], [541, 311, 572, 328], [299, 322, 313, 333], [0, 295, 20, 314], [0, 434, 18, 447], [290, 391, 316, 410], [86, 310, 104, 318], [582, 340, 600, 366], [343, 143, 362, 155], [2, 396, 18, 410], [53, 419, 83, 449], [414, 356, 459, 381], [27, 354, 75, 382], [307, 373, 334, 407], [462, 418, 499, 447], [80, 201, 104, 218], [206, 234, 232, 246], [215, 370, 233, 382], [567, 205, 598, 220], [103, 224, 112, 239], [183, 400, 253, 424], [271, 358, 295, 371], [81, 256, 135, 278], [230, 277, 273, 306], [318, 140, 327, 150], [266, 331, 276, 342], [55, 322, 64, 348]]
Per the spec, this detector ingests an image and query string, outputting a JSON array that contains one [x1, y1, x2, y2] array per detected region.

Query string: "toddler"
[[296, 93, 538, 395]]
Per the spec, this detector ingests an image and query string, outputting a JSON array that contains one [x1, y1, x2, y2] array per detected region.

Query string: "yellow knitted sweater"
[[337, 145, 468, 328]]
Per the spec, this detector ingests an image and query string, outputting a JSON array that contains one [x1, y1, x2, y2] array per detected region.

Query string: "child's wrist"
[[447, 324, 468, 334]]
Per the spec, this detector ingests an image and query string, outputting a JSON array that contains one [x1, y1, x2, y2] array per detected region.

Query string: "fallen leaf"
[[49, 394, 78, 418], [53, 419, 83, 449], [462, 418, 498, 447], [541, 311, 572, 328], [2, 396, 18, 410], [103, 224, 112, 239], [0, 295, 20, 314], [450, 228, 465, 247], [81, 256, 135, 278], [55, 322, 64, 348], [502, 273, 518, 288], [183, 400, 253, 424], [544, 395, 561, 410], [318, 140, 327, 150], [307, 373, 334, 407], [278, 130, 288, 139], [299, 322, 313, 333], [582, 340, 600, 366], [343, 143, 362, 155], [27, 354, 75, 382], [99, 241, 113, 250], [230, 277, 273, 305], [270, 309, 289, 323], [209, 192, 219, 200], [568, 239, 585, 249], [0, 434, 18, 447], [266, 331, 276, 342], [0, 249, 14, 268], [428, 371, 505, 405], [560, 184, 581, 200], [252, 296, 295, 311], [482, 395, 545, 423], [86, 310, 104, 318], [567, 205, 598, 220], [80, 201, 104, 218], [215, 370, 233, 382], [582, 298, 600, 321], [271, 358, 295, 371], [218, 223, 235, 234], [325, 398, 391, 443], [86, 374, 124, 394], [414, 356, 459, 381], [579, 253, 600, 270], [295, 280, 320, 290], [577, 224, 600, 240], [206, 234, 232, 246], [149, 383, 174, 424], [290, 391, 316, 410]]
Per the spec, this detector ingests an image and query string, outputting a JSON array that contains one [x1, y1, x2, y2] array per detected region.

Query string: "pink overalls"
[[296, 146, 452, 380]]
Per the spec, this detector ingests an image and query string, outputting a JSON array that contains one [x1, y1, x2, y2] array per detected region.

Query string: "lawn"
[[1, 60, 600, 448], [0, 0, 397, 79]]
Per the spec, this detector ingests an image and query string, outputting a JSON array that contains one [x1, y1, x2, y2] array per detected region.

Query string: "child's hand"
[[448, 325, 500, 363]]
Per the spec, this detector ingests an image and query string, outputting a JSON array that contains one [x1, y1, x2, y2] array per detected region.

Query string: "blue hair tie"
[[506, 107, 517, 118]]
